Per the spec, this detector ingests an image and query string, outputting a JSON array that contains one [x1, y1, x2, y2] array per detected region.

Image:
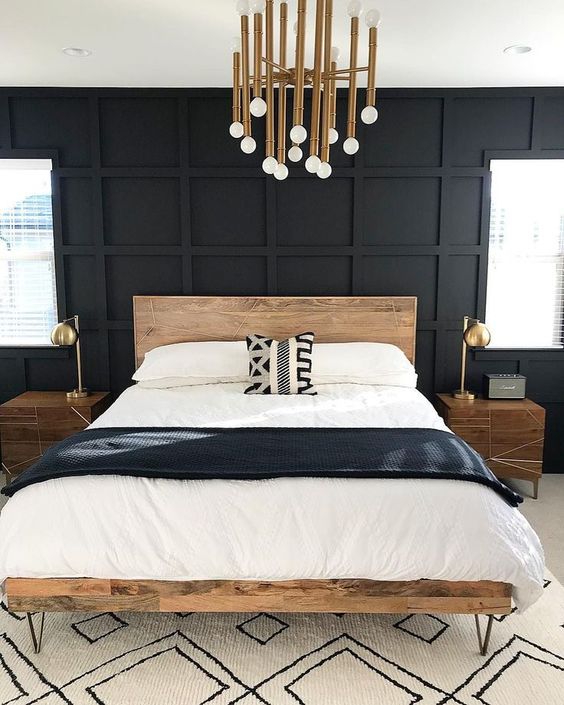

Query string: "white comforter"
[[0, 383, 544, 610]]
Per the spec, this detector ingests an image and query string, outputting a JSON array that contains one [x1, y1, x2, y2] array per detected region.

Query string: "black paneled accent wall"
[[0, 87, 563, 471]]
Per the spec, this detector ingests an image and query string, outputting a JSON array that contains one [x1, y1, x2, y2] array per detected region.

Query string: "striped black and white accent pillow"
[[245, 332, 317, 395]]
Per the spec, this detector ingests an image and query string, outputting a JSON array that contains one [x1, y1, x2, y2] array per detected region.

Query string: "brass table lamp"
[[452, 316, 491, 400], [50, 315, 90, 399]]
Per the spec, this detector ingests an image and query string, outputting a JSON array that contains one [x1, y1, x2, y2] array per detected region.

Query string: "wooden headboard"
[[133, 296, 417, 369]]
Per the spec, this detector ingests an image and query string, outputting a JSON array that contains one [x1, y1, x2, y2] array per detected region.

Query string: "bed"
[[0, 296, 544, 655]]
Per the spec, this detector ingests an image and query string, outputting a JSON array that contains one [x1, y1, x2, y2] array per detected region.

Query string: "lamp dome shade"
[[51, 322, 78, 346], [464, 321, 491, 347]]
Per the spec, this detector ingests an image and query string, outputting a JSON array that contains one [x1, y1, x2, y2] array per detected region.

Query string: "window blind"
[[0, 159, 58, 346], [485, 159, 564, 349]]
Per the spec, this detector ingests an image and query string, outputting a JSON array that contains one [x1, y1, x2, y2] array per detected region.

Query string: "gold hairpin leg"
[[26, 612, 45, 654], [475, 614, 494, 656]]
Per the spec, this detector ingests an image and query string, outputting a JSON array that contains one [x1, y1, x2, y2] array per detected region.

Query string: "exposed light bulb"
[[365, 8, 381, 27], [240, 135, 257, 153], [289, 124, 307, 144], [250, 0, 266, 12], [331, 46, 340, 62], [274, 162, 289, 180], [229, 121, 244, 138], [262, 156, 278, 174], [288, 145, 303, 162], [361, 105, 378, 124], [343, 136, 359, 155], [317, 162, 332, 179], [250, 96, 267, 117], [347, 0, 362, 18], [236, 0, 250, 16], [231, 36, 242, 53], [305, 154, 321, 173], [328, 127, 339, 144]]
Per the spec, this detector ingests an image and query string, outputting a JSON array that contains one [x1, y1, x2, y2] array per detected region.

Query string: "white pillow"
[[311, 342, 417, 388], [132, 341, 249, 387]]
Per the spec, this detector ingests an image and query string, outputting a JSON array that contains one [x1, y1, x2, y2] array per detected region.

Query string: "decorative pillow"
[[245, 332, 317, 395]]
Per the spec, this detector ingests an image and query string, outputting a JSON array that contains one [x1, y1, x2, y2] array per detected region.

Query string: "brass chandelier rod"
[[320, 0, 333, 167], [292, 0, 307, 137], [308, 0, 326, 163], [277, 1, 288, 165], [262, 57, 291, 73], [265, 0, 274, 159], [231, 0, 381, 179], [346, 15, 359, 142]]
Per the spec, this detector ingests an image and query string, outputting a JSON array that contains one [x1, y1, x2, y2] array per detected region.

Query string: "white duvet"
[[0, 383, 544, 610]]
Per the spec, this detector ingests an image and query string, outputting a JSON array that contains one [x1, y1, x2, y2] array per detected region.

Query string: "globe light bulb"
[[289, 124, 307, 144], [288, 145, 303, 162], [236, 0, 250, 16], [274, 162, 289, 180], [347, 0, 362, 18], [231, 37, 242, 53], [331, 46, 340, 62], [262, 156, 278, 174], [305, 154, 321, 173], [328, 127, 339, 144], [250, 96, 267, 117], [240, 135, 257, 153], [361, 105, 378, 124], [229, 121, 244, 138], [250, 0, 266, 12], [343, 136, 359, 154], [365, 8, 381, 27], [317, 162, 332, 179]]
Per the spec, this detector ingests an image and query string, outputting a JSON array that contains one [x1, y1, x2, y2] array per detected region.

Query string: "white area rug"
[[1, 573, 563, 705]]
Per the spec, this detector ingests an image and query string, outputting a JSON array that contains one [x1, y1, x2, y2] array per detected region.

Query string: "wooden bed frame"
[[5, 296, 511, 653]]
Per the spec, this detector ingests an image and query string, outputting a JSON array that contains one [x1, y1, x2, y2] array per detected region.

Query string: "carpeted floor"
[[1, 572, 563, 704]]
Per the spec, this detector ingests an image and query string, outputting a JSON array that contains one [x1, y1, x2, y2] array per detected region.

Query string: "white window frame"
[[485, 156, 564, 350], [0, 157, 59, 347]]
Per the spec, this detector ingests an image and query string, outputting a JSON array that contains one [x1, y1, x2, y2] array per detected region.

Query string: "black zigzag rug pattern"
[[1, 573, 563, 705]]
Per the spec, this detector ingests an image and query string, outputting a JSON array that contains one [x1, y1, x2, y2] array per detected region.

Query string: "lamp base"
[[66, 389, 90, 399], [452, 389, 477, 400]]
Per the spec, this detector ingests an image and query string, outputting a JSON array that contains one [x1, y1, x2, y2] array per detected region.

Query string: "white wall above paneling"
[[0, 0, 563, 87]]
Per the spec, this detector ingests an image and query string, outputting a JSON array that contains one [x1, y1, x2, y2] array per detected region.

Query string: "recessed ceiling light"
[[503, 45, 532, 55], [62, 47, 92, 58]]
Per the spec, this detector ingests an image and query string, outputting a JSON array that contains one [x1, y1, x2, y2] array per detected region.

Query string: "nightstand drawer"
[[0, 422, 39, 443], [450, 425, 490, 445], [37, 407, 90, 443], [491, 441, 544, 462], [448, 408, 490, 420]]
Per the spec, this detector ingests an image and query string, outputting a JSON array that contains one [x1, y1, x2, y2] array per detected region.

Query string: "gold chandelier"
[[230, 0, 381, 179]]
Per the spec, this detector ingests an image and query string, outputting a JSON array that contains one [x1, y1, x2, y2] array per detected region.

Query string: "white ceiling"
[[1, 0, 563, 88]]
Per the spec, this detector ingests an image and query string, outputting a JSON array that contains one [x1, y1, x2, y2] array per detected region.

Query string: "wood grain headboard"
[[133, 296, 417, 369]]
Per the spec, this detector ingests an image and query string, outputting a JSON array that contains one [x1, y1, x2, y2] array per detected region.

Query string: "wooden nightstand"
[[0, 391, 111, 484], [435, 394, 545, 499]]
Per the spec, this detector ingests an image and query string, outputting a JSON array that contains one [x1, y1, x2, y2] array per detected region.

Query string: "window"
[[485, 159, 564, 348], [0, 159, 58, 346]]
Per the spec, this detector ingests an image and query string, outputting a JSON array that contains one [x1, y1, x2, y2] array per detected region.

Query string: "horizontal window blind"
[[486, 159, 564, 349], [0, 159, 58, 346]]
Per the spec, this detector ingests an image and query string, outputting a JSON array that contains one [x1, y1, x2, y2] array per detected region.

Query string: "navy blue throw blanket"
[[1, 426, 522, 506]]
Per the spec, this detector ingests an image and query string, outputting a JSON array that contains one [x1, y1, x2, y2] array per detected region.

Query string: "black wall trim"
[[0, 86, 563, 471]]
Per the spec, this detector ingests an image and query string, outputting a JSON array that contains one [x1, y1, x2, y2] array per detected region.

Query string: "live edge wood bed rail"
[[5, 296, 512, 654], [6, 578, 511, 615]]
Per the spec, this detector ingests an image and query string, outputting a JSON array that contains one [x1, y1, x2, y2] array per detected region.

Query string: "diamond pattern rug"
[[1, 572, 563, 705]]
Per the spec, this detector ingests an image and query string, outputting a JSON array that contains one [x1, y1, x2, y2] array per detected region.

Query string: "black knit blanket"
[[1, 426, 522, 506]]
